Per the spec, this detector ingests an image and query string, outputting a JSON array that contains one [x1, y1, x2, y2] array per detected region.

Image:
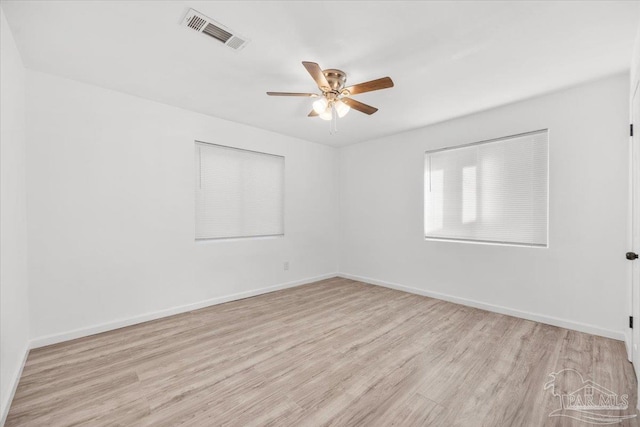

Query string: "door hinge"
[[631, 316, 634, 329], [631, 124, 634, 137]]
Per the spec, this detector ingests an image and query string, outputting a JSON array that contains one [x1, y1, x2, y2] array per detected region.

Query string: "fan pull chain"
[[330, 105, 338, 134]]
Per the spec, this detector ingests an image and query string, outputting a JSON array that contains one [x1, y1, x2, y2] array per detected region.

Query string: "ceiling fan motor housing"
[[322, 69, 347, 92]]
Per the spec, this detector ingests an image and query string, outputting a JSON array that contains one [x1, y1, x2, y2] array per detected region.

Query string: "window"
[[424, 130, 548, 247], [195, 142, 284, 240]]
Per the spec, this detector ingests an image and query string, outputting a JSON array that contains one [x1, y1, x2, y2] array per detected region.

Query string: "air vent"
[[226, 36, 246, 50], [187, 15, 206, 31], [202, 23, 232, 43], [182, 9, 249, 51]]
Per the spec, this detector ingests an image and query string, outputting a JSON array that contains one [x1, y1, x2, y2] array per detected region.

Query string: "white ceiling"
[[2, 1, 639, 147]]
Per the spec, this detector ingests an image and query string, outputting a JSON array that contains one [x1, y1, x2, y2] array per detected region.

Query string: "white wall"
[[25, 70, 339, 344], [339, 73, 630, 340], [0, 7, 30, 423], [632, 20, 640, 91]]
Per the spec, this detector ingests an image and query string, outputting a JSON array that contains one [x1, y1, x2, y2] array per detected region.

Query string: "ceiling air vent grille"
[[226, 36, 246, 50], [187, 15, 206, 31], [182, 9, 250, 51], [202, 23, 232, 43]]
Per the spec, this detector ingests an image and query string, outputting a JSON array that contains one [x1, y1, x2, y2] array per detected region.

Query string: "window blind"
[[195, 142, 284, 240], [424, 130, 548, 247]]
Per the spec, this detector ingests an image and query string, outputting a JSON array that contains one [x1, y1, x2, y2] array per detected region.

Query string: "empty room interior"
[[3, 1, 640, 426]]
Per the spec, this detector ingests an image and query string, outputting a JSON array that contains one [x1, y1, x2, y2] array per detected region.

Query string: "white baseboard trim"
[[30, 273, 338, 349], [338, 272, 626, 342], [0, 344, 29, 427]]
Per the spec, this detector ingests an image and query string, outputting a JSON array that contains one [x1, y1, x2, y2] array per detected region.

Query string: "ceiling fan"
[[266, 61, 394, 124]]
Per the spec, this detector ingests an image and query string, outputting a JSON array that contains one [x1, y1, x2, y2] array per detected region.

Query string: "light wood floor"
[[6, 277, 639, 426]]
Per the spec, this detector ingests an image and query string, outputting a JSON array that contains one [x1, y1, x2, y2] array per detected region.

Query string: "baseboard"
[[338, 272, 626, 342], [30, 273, 338, 349], [0, 344, 29, 427]]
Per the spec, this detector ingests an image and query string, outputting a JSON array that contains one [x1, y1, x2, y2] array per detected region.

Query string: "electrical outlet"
[[283, 261, 289, 271]]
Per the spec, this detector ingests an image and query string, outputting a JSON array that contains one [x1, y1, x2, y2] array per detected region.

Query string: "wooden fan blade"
[[267, 92, 318, 97], [302, 61, 330, 92], [343, 77, 394, 95], [342, 97, 378, 115], [308, 110, 319, 117]]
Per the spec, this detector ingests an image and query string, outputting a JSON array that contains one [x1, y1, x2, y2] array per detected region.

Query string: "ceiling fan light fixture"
[[334, 100, 350, 118], [312, 97, 328, 114], [319, 107, 333, 121]]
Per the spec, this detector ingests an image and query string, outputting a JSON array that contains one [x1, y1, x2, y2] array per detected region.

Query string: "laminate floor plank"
[[6, 278, 638, 426]]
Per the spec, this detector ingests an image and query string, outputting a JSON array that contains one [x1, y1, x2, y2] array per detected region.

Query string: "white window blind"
[[424, 130, 548, 247], [195, 142, 284, 240]]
